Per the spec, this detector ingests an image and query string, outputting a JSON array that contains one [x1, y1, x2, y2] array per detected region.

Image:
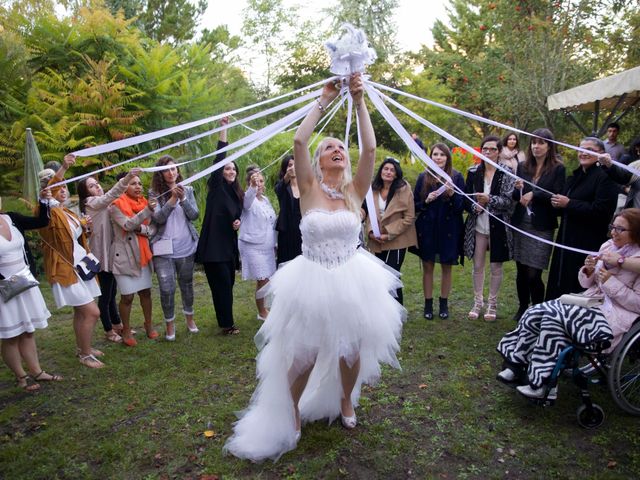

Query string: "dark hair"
[[481, 135, 502, 153], [626, 137, 640, 162], [608, 122, 620, 132], [524, 128, 561, 179], [372, 157, 405, 205], [116, 171, 128, 181], [582, 137, 606, 153], [151, 155, 183, 201], [77, 177, 95, 214], [219, 161, 244, 202], [502, 132, 520, 151], [43, 160, 61, 172], [245, 164, 261, 188], [278, 154, 294, 180], [617, 208, 640, 244], [421, 143, 452, 200]]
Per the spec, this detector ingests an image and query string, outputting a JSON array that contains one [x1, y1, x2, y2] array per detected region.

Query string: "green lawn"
[[1, 257, 638, 479]]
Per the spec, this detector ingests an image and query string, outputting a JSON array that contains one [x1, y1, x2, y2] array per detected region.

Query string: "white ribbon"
[[72, 77, 335, 157], [49, 88, 324, 187], [365, 84, 599, 256], [369, 80, 640, 180]]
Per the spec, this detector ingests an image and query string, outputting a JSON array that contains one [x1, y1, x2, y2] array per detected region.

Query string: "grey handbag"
[[0, 266, 39, 302]]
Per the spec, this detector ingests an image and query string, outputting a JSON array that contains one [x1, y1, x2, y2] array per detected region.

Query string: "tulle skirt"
[[224, 248, 406, 462]]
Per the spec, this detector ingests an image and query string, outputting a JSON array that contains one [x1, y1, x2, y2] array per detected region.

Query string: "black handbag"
[[76, 253, 101, 281]]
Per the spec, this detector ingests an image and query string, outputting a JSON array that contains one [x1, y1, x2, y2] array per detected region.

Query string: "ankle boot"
[[438, 297, 449, 319], [423, 298, 434, 320], [513, 305, 528, 322]]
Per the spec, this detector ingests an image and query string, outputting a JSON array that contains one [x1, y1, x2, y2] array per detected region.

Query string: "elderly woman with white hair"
[[224, 74, 405, 461]]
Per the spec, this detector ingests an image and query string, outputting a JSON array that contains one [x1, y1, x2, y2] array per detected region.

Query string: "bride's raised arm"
[[293, 80, 340, 196], [350, 73, 376, 201]]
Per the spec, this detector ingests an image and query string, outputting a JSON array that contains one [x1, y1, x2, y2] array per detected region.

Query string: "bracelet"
[[316, 98, 326, 113]]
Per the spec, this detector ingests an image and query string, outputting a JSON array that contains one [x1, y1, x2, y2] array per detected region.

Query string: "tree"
[[242, 0, 294, 97], [411, 0, 634, 141], [104, 0, 207, 44]]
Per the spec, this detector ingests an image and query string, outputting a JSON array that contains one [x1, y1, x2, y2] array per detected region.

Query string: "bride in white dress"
[[224, 73, 406, 461]]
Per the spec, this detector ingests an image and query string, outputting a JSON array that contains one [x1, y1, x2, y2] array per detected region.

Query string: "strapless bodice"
[[300, 209, 360, 268]]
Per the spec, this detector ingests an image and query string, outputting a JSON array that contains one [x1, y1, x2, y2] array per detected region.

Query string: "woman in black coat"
[[511, 128, 565, 320], [463, 135, 515, 321], [274, 154, 302, 265], [545, 137, 618, 300], [195, 119, 244, 335]]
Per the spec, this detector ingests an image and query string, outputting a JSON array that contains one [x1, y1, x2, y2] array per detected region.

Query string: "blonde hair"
[[311, 137, 359, 213]]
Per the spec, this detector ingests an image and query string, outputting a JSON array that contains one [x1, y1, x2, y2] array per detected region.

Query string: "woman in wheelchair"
[[496, 207, 640, 400]]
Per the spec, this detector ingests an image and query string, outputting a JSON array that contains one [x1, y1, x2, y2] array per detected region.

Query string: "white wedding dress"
[[224, 209, 406, 461]]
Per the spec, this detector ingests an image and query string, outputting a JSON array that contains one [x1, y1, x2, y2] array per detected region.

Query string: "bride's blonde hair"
[[311, 137, 359, 213]]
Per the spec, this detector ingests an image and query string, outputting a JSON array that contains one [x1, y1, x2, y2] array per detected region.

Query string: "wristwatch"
[[617, 256, 626, 266]]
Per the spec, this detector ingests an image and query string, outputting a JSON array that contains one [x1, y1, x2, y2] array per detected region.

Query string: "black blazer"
[[2, 201, 50, 278], [195, 141, 243, 264], [511, 162, 566, 231]]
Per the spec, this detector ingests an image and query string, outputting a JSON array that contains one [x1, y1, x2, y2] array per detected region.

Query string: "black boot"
[[513, 305, 528, 322], [423, 298, 434, 320], [438, 297, 449, 319]]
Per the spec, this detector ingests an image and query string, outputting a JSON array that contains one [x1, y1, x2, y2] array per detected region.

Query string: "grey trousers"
[[152, 254, 195, 321]]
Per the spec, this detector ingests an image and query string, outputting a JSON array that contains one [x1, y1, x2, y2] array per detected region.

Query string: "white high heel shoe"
[[341, 414, 357, 429]]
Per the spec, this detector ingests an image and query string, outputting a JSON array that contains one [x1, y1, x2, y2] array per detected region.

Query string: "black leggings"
[[97, 271, 121, 332], [375, 248, 406, 305], [516, 261, 545, 308]]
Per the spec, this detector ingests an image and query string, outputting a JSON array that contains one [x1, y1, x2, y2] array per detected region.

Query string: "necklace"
[[320, 182, 344, 200]]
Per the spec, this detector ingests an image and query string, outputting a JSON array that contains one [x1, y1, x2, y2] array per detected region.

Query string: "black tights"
[[516, 262, 545, 308]]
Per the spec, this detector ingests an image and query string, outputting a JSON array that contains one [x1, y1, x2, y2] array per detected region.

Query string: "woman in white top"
[[0, 191, 62, 390], [238, 166, 277, 320], [39, 156, 104, 368]]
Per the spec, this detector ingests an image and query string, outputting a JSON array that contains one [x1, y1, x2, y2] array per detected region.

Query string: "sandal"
[[222, 326, 240, 335], [78, 354, 105, 369], [105, 330, 123, 343], [16, 374, 40, 392], [33, 370, 63, 382], [76, 348, 105, 357]]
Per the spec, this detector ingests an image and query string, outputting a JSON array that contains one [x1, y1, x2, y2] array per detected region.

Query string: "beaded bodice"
[[300, 209, 360, 268]]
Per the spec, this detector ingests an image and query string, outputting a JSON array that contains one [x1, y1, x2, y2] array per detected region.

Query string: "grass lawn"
[[1, 257, 639, 479]]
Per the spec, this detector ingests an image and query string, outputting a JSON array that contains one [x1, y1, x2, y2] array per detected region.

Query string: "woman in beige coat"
[[365, 157, 417, 304], [78, 167, 142, 343], [108, 173, 157, 346]]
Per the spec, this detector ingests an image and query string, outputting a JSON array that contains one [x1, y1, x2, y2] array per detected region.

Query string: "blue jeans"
[[152, 255, 195, 321]]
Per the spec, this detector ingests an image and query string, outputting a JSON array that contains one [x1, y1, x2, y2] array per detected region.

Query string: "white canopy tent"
[[547, 66, 640, 137]]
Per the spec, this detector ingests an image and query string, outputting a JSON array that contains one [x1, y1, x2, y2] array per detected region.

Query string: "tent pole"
[[563, 110, 590, 136], [592, 100, 600, 136], [608, 96, 640, 126], [597, 93, 628, 137]]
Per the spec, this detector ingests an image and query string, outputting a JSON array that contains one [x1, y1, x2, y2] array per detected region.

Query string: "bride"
[[224, 73, 406, 461]]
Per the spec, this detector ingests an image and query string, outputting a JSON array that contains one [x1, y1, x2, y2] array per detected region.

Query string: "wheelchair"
[[529, 319, 640, 428]]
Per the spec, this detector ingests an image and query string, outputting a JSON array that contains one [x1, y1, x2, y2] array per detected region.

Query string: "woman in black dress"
[[274, 154, 302, 265]]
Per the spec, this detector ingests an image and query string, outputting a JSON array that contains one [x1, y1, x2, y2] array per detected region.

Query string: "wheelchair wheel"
[[608, 322, 640, 416], [576, 404, 605, 429]]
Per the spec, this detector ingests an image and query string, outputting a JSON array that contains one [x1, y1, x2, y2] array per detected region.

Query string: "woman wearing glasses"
[[497, 208, 640, 400], [545, 137, 618, 300], [463, 136, 515, 321], [78, 167, 143, 343]]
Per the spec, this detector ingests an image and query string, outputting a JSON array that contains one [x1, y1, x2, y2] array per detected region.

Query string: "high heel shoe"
[[144, 322, 159, 340], [341, 414, 357, 429], [484, 300, 497, 322], [187, 323, 199, 333], [468, 301, 483, 320]]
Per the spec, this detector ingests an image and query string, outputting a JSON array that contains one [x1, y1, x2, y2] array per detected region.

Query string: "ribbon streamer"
[[370, 80, 640, 180]]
